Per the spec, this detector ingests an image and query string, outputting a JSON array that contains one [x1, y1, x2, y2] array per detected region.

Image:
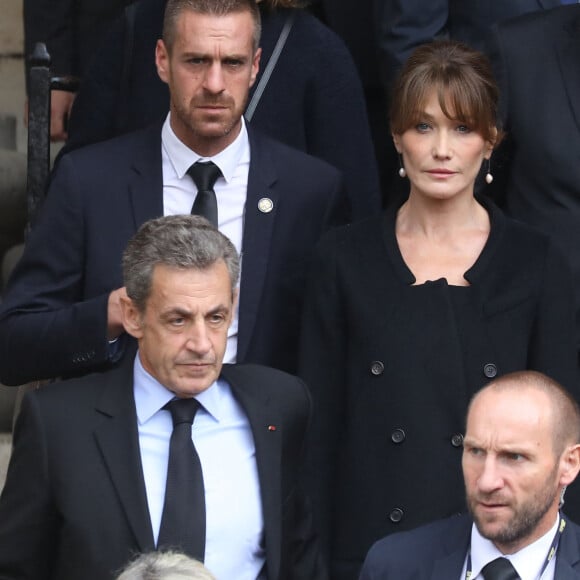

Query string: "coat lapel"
[[556, 11, 580, 136], [128, 123, 165, 230], [93, 356, 155, 552], [236, 129, 279, 362], [431, 546, 469, 580], [221, 365, 283, 580], [554, 517, 580, 579], [430, 516, 471, 580]]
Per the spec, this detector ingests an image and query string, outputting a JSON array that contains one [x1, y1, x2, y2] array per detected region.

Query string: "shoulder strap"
[[245, 11, 296, 123]]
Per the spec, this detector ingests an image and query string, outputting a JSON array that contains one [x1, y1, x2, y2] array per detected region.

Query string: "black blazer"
[[360, 513, 580, 579], [487, 5, 580, 344], [0, 361, 325, 579], [298, 200, 580, 580], [0, 124, 345, 385]]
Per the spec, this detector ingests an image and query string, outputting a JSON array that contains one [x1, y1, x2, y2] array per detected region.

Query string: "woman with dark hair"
[[299, 39, 580, 580], [64, 0, 380, 219]]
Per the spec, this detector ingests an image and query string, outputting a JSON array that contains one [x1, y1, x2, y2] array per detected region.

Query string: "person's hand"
[[108, 287, 128, 340], [24, 89, 77, 142], [49, 89, 76, 142]]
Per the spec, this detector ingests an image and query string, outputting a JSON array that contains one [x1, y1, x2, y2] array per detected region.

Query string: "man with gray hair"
[[117, 550, 215, 580], [0, 215, 326, 580]]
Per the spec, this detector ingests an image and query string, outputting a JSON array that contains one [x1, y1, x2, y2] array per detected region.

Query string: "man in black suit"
[[0, 0, 345, 385], [486, 4, 580, 350], [360, 370, 580, 578], [0, 214, 325, 579]]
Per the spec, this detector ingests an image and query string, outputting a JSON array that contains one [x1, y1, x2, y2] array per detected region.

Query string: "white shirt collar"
[[133, 351, 227, 425], [470, 514, 560, 580], [161, 112, 248, 184]]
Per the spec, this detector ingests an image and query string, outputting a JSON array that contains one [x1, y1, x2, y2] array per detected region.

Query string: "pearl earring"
[[398, 155, 406, 178], [485, 158, 493, 184]]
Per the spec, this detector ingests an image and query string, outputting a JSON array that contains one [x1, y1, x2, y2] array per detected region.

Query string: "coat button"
[[450, 433, 464, 448], [389, 508, 404, 523], [391, 428, 406, 444], [483, 363, 497, 378], [370, 361, 384, 376]]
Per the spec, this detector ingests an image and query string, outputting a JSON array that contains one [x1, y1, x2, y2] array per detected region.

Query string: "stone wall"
[[0, 0, 26, 153], [0, 0, 25, 450]]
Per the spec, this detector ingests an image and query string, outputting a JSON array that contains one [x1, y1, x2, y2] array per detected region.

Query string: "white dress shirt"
[[133, 354, 265, 579], [461, 515, 560, 580], [161, 113, 249, 363]]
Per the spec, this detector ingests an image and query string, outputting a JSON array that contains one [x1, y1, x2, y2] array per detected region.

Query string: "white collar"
[[161, 112, 249, 184], [469, 514, 560, 580]]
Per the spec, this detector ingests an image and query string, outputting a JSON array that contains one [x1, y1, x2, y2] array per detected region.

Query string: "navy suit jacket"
[[377, 0, 559, 86], [0, 124, 345, 384], [0, 361, 325, 579], [360, 513, 580, 579]]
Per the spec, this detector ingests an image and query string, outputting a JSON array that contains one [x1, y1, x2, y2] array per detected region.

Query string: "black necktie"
[[481, 557, 520, 580], [157, 398, 205, 560], [188, 161, 221, 227]]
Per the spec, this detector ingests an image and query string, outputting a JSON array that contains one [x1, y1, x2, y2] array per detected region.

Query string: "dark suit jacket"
[[359, 513, 580, 578], [298, 199, 580, 580], [487, 5, 580, 346], [315, 0, 381, 89], [0, 124, 345, 385], [376, 0, 559, 87], [0, 360, 325, 579], [23, 0, 128, 79], [65, 2, 380, 220]]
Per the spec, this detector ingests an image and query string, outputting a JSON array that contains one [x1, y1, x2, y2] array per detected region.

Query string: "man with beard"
[[359, 371, 580, 579], [0, 0, 346, 386]]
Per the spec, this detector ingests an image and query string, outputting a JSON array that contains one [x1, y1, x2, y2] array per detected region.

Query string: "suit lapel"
[[431, 547, 469, 580], [221, 365, 283, 580], [128, 123, 165, 230], [431, 516, 472, 580], [556, 12, 580, 136], [93, 356, 155, 552], [554, 518, 580, 579], [237, 129, 279, 362]]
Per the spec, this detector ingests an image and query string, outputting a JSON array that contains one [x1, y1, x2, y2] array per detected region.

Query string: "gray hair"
[[122, 214, 240, 312], [116, 551, 215, 580], [163, 0, 262, 53]]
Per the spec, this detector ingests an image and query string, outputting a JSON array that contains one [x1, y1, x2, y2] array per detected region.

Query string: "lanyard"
[[465, 515, 566, 580]]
